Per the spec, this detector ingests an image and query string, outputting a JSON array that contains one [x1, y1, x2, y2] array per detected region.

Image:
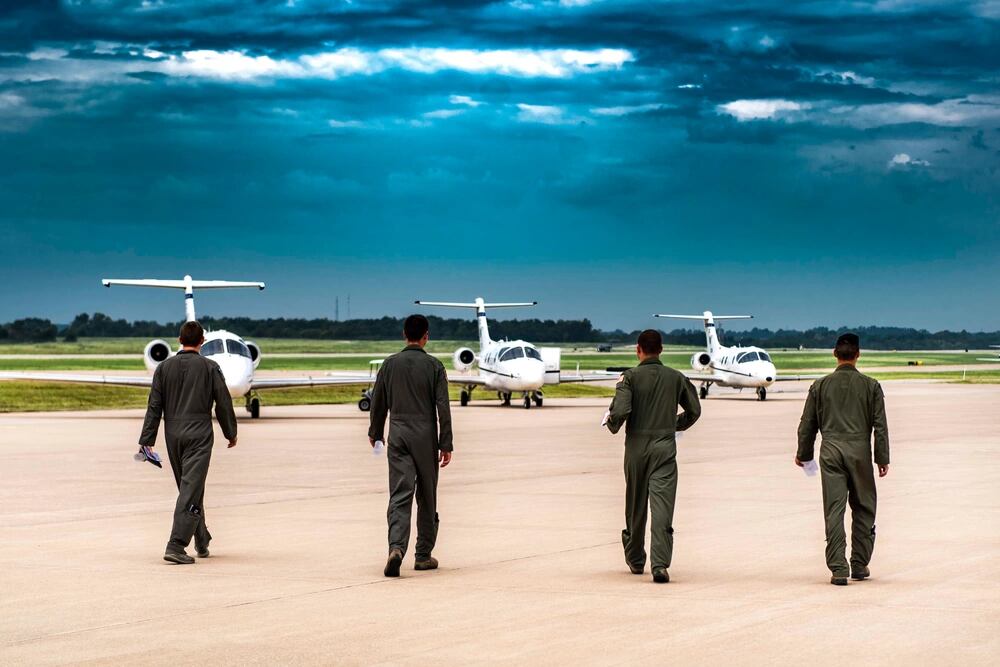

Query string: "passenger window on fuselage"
[[200, 339, 224, 357]]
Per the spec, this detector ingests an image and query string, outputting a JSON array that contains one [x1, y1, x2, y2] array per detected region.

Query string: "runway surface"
[[1, 382, 997, 665]]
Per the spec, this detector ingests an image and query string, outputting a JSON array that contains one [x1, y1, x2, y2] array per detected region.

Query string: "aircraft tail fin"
[[654, 311, 753, 354], [102, 275, 266, 322], [416, 298, 536, 350]]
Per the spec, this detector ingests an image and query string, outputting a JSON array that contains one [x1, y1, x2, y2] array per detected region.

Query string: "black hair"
[[637, 329, 663, 355], [404, 314, 430, 342], [179, 320, 205, 347]]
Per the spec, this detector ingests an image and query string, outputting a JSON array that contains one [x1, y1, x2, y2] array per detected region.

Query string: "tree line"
[[1, 313, 998, 350]]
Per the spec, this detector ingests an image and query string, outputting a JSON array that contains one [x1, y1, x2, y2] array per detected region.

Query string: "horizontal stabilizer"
[[654, 314, 752, 320], [416, 301, 536, 309], [102, 278, 265, 290]]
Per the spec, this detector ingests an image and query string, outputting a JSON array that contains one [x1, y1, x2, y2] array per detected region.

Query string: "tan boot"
[[414, 556, 439, 571]]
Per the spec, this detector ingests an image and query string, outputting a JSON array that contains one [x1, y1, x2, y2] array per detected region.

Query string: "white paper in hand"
[[372, 439, 385, 457], [803, 459, 819, 477], [601, 410, 610, 427]]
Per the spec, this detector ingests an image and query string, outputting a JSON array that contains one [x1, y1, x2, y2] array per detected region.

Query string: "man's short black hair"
[[404, 314, 430, 342], [835, 332, 860, 361], [637, 329, 663, 355], [179, 320, 205, 347]]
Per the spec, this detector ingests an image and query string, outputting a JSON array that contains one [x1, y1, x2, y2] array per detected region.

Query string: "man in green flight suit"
[[796, 332, 890, 586], [604, 329, 701, 583], [369, 314, 453, 578], [139, 320, 238, 565]]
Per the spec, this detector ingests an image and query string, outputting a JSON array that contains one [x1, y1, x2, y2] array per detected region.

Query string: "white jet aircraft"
[[654, 311, 816, 401], [414, 297, 612, 409], [0, 275, 371, 418], [978, 345, 1000, 362]]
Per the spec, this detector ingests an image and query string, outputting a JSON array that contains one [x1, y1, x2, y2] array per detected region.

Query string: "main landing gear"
[[700, 384, 710, 400], [756, 387, 768, 401], [358, 389, 372, 412], [246, 394, 261, 419], [460, 387, 473, 407], [498, 392, 512, 407]]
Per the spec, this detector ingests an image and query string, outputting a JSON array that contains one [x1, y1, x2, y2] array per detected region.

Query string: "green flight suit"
[[606, 358, 701, 571], [140, 350, 238, 555], [797, 364, 890, 577], [369, 345, 453, 559]]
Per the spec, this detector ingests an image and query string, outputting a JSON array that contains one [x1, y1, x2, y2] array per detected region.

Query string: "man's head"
[[404, 314, 430, 346], [179, 320, 205, 349], [834, 332, 861, 363], [636, 329, 663, 360]]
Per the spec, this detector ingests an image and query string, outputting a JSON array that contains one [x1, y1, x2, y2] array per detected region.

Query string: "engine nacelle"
[[245, 340, 262, 369], [453, 347, 476, 373], [690, 351, 712, 372], [144, 339, 173, 372]]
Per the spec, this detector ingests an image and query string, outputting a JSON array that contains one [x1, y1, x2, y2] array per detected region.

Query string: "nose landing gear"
[[756, 387, 768, 401], [245, 394, 261, 419]]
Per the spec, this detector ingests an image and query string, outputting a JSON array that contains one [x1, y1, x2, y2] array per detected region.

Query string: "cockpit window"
[[737, 351, 760, 364], [200, 339, 225, 357], [758, 351, 771, 362], [524, 347, 542, 361], [499, 347, 525, 362], [226, 340, 252, 358]]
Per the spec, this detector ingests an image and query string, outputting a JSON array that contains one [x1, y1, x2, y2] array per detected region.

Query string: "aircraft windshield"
[[524, 347, 543, 361], [200, 339, 225, 357], [737, 351, 760, 364], [499, 347, 525, 362], [226, 340, 252, 358], [758, 351, 772, 362]]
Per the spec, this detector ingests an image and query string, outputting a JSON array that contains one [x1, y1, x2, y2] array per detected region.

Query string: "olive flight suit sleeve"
[[872, 382, 890, 465], [796, 382, 820, 461], [367, 361, 389, 441], [435, 362, 454, 452], [139, 364, 164, 447], [675, 376, 701, 432], [605, 372, 632, 435], [211, 363, 238, 442]]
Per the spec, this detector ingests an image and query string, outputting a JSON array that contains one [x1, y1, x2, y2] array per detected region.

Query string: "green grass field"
[[1, 340, 997, 412]]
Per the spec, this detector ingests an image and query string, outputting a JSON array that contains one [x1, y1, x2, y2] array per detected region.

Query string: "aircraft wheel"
[[249, 397, 261, 419], [533, 391, 543, 407], [757, 387, 767, 402], [460, 390, 470, 407], [358, 397, 371, 412], [700, 386, 708, 400], [523, 394, 531, 409], [502, 392, 512, 407]]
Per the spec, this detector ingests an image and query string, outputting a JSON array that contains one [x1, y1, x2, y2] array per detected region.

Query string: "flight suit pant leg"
[[413, 445, 441, 560], [647, 447, 678, 571], [622, 441, 651, 570], [845, 444, 877, 570], [387, 441, 418, 557], [819, 442, 850, 577], [165, 434, 214, 554]]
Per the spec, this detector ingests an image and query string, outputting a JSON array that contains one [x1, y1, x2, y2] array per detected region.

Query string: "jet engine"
[[144, 339, 173, 372], [245, 340, 262, 369], [690, 351, 712, 372], [453, 347, 476, 373]]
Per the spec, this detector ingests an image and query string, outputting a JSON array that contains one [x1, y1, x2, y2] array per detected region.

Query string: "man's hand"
[[794, 456, 804, 467], [439, 450, 452, 468], [228, 437, 238, 449], [369, 437, 376, 448], [878, 463, 889, 478]]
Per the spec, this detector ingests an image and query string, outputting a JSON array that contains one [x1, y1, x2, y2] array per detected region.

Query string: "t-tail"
[[415, 298, 537, 351], [101, 275, 266, 322], [653, 311, 753, 355]]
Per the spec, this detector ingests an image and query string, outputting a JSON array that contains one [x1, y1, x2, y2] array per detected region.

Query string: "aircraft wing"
[[557, 372, 619, 383], [977, 358, 1000, 362], [445, 375, 488, 386], [250, 375, 372, 390], [0, 372, 153, 387], [773, 374, 824, 381], [680, 372, 727, 384]]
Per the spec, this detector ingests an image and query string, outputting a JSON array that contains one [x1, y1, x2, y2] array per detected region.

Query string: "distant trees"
[[1, 313, 998, 350], [4, 318, 58, 342]]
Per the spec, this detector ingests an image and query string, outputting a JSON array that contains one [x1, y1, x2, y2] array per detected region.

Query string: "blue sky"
[[0, 0, 998, 331]]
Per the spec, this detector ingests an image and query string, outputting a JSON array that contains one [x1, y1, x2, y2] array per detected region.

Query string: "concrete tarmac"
[[0, 381, 997, 665]]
